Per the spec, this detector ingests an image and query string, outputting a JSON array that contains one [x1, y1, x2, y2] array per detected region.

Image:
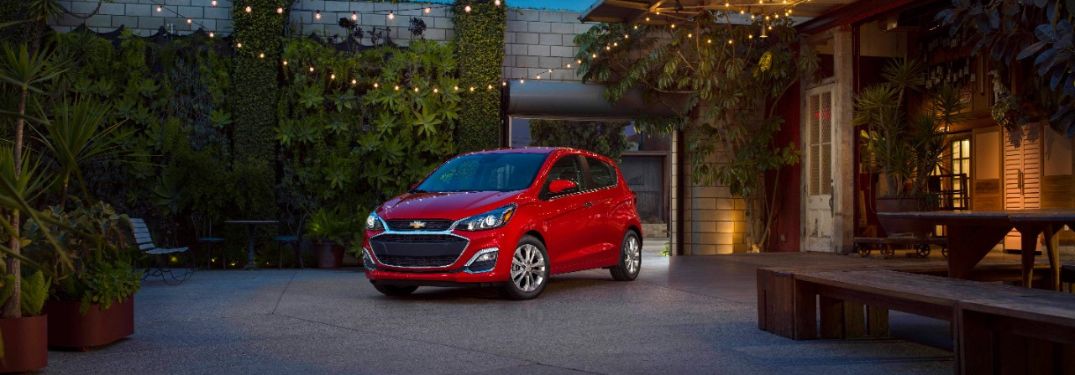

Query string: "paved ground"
[[48, 242, 956, 374]]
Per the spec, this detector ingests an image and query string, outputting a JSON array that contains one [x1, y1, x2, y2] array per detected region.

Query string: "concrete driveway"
[[48, 243, 952, 374]]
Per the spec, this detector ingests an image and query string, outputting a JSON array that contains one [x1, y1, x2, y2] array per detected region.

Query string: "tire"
[[500, 235, 550, 300], [372, 282, 418, 297], [610, 230, 641, 281]]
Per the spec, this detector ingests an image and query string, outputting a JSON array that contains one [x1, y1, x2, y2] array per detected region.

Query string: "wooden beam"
[[797, 0, 925, 34]]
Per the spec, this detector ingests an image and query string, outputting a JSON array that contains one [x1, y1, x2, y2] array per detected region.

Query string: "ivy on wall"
[[231, 0, 293, 218], [276, 38, 460, 239], [530, 119, 629, 160], [453, 0, 505, 152]]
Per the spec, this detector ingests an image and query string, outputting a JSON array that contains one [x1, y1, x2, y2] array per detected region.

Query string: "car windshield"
[[415, 153, 548, 193]]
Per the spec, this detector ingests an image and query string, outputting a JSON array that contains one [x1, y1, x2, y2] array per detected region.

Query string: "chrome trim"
[[463, 247, 499, 274], [368, 217, 471, 269]]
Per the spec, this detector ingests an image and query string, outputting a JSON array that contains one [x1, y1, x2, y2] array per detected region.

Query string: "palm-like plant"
[[34, 99, 127, 206], [0, 43, 64, 318]]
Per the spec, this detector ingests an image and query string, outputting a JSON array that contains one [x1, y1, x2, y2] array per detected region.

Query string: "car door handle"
[[584, 201, 593, 208]]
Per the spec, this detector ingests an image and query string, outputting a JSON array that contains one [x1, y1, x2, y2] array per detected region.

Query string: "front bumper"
[[363, 229, 510, 285]]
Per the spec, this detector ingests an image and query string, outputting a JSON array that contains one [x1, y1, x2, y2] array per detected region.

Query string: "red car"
[[362, 147, 643, 300]]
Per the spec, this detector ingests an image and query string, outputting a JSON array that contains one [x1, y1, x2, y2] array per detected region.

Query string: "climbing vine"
[[453, 0, 505, 152], [231, 0, 293, 218]]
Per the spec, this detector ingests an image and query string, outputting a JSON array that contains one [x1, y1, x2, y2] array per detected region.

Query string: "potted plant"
[[35, 200, 139, 350], [306, 208, 351, 268], [855, 59, 963, 236], [0, 268, 49, 372]]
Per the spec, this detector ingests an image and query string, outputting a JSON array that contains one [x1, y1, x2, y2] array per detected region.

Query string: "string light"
[[277, 7, 284, 14], [519, 79, 525, 84], [331, 73, 336, 80], [258, 52, 265, 58], [208, 31, 214, 38], [315, 10, 321, 20], [464, 5, 472, 13], [187, 18, 193, 24], [156, 5, 162, 12], [245, 5, 252, 13], [433, 87, 439, 93], [351, 11, 358, 21], [424, 7, 432, 14], [394, 85, 400, 91], [414, 87, 419, 92], [388, 11, 395, 20], [495, 0, 502, 6], [352, 79, 357, 85], [309, 66, 314, 72], [236, 42, 242, 48], [374, 82, 379, 88], [469, 86, 475, 92], [282, 60, 288, 65], [211, 0, 217, 6]]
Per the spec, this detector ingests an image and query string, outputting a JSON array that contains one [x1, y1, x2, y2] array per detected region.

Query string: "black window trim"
[[541, 153, 619, 201]]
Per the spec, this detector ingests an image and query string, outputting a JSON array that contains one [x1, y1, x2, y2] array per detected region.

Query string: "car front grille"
[[385, 219, 454, 231], [369, 234, 468, 268]]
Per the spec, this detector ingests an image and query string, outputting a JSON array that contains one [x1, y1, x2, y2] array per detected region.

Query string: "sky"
[[419, 0, 595, 12]]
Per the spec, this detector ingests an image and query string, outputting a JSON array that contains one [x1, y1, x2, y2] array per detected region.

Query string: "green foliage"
[[576, 16, 816, 249], [529, 119, 629, 160], [19, 269, 47, 316], [854, 59, 959, 199], [277, 38, 460, 238], [232, 0, 293, 220], [305, 208, 354, 244], [939, 0, 1074, 136], [33, 99, 127, 202], [453, 0, 505, 152]]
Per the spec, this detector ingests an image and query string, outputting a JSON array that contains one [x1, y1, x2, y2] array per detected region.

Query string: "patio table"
[[878, 210, 1075, 291], [224, 219, 280, 270]]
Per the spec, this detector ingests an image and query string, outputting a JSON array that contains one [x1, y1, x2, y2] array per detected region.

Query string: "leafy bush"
[[453, 0, 505, 152], [277, 38, 460, 238], [19, 269, 48, 316]]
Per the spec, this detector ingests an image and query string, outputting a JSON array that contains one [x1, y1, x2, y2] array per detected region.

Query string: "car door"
[[535, 154, 593, 273], [579, 156, 621, 266]]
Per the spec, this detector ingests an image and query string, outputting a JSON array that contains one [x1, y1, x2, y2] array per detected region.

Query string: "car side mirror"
[[548, 179, 577, 195]]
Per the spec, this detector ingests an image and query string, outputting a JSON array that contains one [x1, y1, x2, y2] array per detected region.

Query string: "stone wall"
[[49, 0, 594, 83]]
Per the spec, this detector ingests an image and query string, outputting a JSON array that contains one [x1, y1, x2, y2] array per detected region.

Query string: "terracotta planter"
[[45, 296, 134, 351], [876, 197, 933, 237], [0, 315, 47, 373], [317, 241, 344, 269]]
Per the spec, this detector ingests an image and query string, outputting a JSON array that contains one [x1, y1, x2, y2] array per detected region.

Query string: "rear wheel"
[[372, 282, 418, 297], [500, 235, 549, 300], [610, 231, 641, 281]]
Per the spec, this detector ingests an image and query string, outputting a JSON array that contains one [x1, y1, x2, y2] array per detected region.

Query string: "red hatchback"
[[362, 147, 643, 299]]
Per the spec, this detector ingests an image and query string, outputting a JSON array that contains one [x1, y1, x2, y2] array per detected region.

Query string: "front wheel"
[[372, 282, 418, 297], [610, 231, 641, 281], [500, 236, 549, 300]]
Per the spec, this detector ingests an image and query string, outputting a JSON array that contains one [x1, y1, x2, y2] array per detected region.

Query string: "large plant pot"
[[45, 296, 134, 351], [0, 315, 47, 372], [876, 197, 933, 237], [317, 241, 344, 269]]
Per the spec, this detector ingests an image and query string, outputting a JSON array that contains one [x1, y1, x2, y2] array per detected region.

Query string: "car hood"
[[376, 190, 523, 220]]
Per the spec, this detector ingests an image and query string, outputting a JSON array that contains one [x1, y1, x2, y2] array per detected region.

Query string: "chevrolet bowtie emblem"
[[409, 221, 426, 229]]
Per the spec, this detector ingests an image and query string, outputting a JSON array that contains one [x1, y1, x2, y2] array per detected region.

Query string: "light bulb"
[[315, 10, 321, 20], [374, 82, 379, 88], [283, 60, 288, 65], [352, 11, 358, 20], [208, 32, 215, 38], [156, 5, 162, 12], [388, 11, 395, 20], [424, 7, 431, 14], [187, 18, 192, 24], [277, 7, 284, 14], [309, 66, 314, 72], [245, 5, 252, 13], [351, 79, 357, 85], [464, 5, 472, 13], [236, 42, 242, 48], [433, 88, 439, 93], [495, 0, 501, 6], [258, 52, 265, 58], [331, 74, 336, 80]]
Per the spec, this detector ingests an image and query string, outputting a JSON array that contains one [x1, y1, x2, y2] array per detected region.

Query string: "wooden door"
[[803, 85, 835, 252], [1003, 123, 1042, 250]]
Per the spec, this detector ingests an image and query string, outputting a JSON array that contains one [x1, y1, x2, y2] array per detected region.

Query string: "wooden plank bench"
[[957, 292, 1075, 374], [758, 264, 1055, 340]]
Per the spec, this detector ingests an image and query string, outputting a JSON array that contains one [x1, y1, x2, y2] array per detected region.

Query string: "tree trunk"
[[3, 89, 27, 318]]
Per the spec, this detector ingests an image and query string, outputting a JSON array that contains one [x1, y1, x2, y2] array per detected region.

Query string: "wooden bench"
[[957, 293, 1075, 374], [758, 263, 1055, 340]]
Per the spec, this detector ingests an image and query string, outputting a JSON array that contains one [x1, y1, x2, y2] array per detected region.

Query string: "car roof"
[[466, 147, 609, 159]]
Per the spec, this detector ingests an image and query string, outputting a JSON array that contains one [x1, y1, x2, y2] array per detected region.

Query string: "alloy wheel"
[[624, 235, 641, 275], [511, 243, 546, 293]]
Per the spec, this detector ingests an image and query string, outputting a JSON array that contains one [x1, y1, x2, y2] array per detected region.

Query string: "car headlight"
[[366, 212, 384, 231], [456, 204, 516, 231]]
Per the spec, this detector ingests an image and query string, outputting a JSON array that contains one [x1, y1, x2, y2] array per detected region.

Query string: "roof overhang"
[[506, 81, 685, 121]]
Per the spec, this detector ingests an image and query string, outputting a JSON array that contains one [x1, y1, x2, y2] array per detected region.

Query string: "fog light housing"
[[464, 248, 498, 273], [362, 248, 377, 271]]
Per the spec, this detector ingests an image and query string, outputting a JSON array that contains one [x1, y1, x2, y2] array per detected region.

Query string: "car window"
[[417, 153, 547, 192], [543, 155, 583, 196], [585, 157, 617, 189]]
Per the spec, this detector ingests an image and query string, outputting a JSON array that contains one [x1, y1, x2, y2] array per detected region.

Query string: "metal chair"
[[192, 213, 225, 269], [130, 218, 192, 284], [274, 214, 306, 268]]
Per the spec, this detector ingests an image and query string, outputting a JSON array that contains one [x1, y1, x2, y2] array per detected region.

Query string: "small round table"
[[224, 220, 279, 270]]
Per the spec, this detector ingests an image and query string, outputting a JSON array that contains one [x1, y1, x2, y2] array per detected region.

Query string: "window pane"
[[586, 157, 616, 189]]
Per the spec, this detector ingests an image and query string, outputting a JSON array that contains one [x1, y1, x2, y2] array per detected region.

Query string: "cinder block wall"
[[680, 138, 750, 255], [49, 1, 593, 83]]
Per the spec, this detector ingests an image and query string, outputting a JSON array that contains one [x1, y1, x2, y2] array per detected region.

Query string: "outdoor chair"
[[192, 213, 225, 269], [274, 214, 306, 268], [130, 218, 193, 285]]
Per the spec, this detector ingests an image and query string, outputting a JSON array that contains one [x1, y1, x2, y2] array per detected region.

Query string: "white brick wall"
[[48, 1, 594, 83]]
